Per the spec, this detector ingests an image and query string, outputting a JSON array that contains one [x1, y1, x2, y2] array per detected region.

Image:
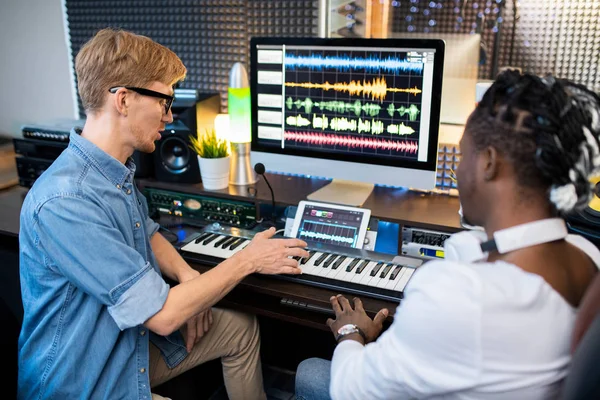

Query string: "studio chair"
[[560, 272, 600, 400]]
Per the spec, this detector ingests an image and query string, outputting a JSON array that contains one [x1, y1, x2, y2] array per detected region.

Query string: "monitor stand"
[[307, 179, 374, 207]]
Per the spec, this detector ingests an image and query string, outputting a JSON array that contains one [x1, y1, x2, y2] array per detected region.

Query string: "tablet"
[[290, 200, 371, 249]]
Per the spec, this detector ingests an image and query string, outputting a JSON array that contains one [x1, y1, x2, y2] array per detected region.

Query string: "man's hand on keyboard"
[[242, 227, 309, 275]]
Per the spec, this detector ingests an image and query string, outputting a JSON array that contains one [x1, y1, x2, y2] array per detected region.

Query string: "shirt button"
[[116, 184, 121, 189], [126, 188, 132, 195], [140, 330, 146, 336], [135, 222, 141, 228], [140, 368, 146, 373]]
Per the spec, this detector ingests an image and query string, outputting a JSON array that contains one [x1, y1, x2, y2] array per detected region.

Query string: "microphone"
[[254, 163, 276, 225]]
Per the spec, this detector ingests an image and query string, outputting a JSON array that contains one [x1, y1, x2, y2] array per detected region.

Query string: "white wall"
[[0, 0, 77, 138]]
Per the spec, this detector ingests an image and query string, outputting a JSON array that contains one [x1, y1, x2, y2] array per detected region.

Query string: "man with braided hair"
[[295, 70, 600, 400]]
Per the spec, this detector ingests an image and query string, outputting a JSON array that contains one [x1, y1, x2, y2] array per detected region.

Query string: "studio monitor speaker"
[[152, 91, 221, 183], [154, 129, 201, 183]]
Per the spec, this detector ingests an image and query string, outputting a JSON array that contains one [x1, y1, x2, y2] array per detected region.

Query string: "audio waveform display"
[[255, 44, 431, 163], [286, 97, 383, 117], [284, 131, 419, 153], [387, 103, 420, 121], [285, 78, 422, 102], [299, 230, 354, 244], [286, 114, 415, 136], [284, 53, 424, 74], [297, 220, 358, 247]]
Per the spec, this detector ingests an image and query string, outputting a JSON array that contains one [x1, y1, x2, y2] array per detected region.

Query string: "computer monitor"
[[250, 37, 445, 206], [391, 33, 480, 125]]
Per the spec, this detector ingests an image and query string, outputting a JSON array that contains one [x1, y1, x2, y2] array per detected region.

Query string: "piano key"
[[300, 252, 325, 274], [394, 268, 416, 292], [321, 257, 353, 279], [327, 258, 358, 282], [322, 254, 339, 268], [229, 238, 247, 251], [355, 260, 370, 274], [194, 232, 212, 244], [220, 236, 238, 249], [389, 265, 403, 280], [370, 261, 384, 277], [301, 250, 317, 265], [213, 235, 231, 248], [384, 267, 407, 290], [379, 264, 394, 279], [352, 261, 376, 283], [331, 256, 346, 270], [202, 234, 220, 246], [314, 253, 329, 267], [345, 258, 360, 272]]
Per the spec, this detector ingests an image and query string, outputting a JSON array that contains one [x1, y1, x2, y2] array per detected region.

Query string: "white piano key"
[[300, 252, 325, 275], [322, 257, 354, 279], [384, 266, 407, 290], [394, 268, 416, 292], [351, 261, 375, 284]]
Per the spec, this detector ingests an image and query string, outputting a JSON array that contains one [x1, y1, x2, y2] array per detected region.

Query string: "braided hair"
[[466, 70, 600, 213]]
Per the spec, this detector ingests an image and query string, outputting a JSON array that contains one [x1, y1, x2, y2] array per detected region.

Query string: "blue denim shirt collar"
[[69, 128, 136, 188]]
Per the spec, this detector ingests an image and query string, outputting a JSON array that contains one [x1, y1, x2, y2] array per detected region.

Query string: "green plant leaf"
[[188, 128, 229, 159]]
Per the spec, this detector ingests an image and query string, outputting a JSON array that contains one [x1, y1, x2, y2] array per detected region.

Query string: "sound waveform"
[[284, 131, 419, 153], [286, 97, 382, 117], [285, 77, 422, 102], [284, 53, 424, 74], [286, 113, 416, 136], [299, 230, 354, 244], [387, 103, 420, 121]]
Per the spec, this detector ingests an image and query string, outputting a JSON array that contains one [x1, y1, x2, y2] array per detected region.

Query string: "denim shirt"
[[18, 130, 188, 399]]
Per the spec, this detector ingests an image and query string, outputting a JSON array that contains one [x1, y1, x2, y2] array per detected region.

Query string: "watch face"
[[338, 324, 358, 335]]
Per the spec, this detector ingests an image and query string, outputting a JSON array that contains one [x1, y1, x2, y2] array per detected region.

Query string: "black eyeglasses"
[[109, 86, 174, 115]]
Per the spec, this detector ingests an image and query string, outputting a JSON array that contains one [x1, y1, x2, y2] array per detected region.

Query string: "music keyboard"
[[179, 224, 423, 302]]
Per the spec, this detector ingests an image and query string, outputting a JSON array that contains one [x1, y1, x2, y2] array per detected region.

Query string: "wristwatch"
[[335, 324, 367, 343]]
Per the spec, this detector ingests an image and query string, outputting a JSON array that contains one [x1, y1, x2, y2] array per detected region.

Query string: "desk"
[[1, 175, 462, 331]]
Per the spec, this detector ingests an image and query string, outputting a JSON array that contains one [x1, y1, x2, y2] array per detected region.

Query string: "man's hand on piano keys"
[[327, 295, 389, 345], [239, 227, 310, 275]]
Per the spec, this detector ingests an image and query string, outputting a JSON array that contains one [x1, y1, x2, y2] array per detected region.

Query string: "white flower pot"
[[198, 156, 230, 190]]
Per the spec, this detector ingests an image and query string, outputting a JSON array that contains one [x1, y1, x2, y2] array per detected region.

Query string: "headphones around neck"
[[444, 218, 569, 263]]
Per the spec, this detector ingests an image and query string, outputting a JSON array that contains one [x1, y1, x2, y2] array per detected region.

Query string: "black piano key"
[[390, 266, 403, 280], [355, 260, 369, 274], [322, 254, 338, 268], [332, 256, 346, 270], [314, 253, 329, 267], [194, 232, 212, 244], [220, 236, 238, 249], [202, 234, 220, 245], [229, 238, 247, 251], [301, 250, 316, 265], [380, 263, 394, 279], [346, 258, 360, 272], [213, 235, 231, 247], [370, 261, 384, 277]]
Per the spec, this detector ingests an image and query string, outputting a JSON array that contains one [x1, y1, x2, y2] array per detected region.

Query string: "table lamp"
[[228, 62, 257, 185]]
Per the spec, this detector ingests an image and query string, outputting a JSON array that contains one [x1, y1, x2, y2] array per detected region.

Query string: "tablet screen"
[[291, 201, 371, 249]]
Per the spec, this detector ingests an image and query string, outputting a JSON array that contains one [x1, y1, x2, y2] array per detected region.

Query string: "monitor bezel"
[[250, 36, 445, 174]]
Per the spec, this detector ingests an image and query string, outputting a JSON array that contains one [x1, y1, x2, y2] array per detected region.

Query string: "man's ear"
[[481, 146, 499, 181], [113, 89, 129, 116]]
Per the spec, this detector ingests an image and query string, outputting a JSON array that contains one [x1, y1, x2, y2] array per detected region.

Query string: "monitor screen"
[[250, 37, 445, 193]]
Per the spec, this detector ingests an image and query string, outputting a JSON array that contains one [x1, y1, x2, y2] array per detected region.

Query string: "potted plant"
[[189, 129, 230, 190]]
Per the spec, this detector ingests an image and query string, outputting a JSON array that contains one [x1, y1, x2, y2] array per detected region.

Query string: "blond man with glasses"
[[17, 28, 308, 400]]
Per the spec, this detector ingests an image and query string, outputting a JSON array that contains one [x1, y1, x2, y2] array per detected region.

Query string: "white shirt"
[[330, 235, 600, 400]]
